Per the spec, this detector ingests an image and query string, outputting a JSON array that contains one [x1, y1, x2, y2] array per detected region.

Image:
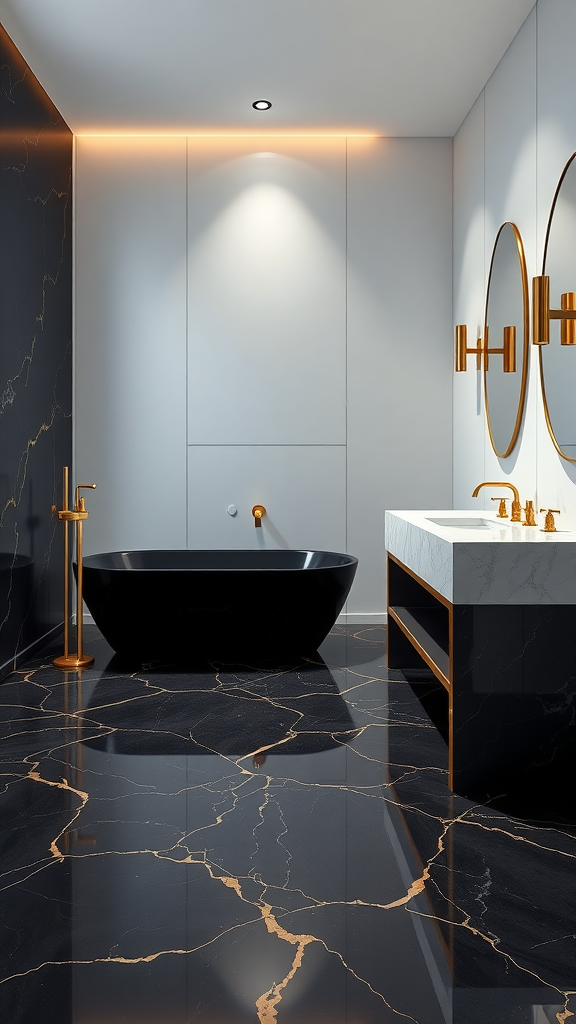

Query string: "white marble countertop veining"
[[385, 510, 576, 605]]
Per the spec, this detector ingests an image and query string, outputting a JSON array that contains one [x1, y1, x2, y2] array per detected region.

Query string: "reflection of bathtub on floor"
[[0, 554, 34, 670], [80, 548, 358, 663], [82, 658, 360, 758]]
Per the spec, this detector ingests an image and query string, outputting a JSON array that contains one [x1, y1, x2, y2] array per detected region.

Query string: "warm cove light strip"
[[74, 131, 380, 138]]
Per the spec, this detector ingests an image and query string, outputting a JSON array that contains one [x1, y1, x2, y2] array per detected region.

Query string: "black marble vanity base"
[[1, 625, 575, 1024], [454, 604, 576, 799], [387, 555, 576, 800]]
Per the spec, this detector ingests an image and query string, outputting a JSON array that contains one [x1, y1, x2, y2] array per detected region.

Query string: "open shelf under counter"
[[387, 553, 451, 691], [388, 605, 450, 689]]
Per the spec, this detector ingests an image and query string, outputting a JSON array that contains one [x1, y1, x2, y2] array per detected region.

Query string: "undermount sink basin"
[[426, 516, 505, 530]]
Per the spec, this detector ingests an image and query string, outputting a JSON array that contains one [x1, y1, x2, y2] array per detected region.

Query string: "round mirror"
[[484, 222, 530, 458], [541, 152, 576, 461]]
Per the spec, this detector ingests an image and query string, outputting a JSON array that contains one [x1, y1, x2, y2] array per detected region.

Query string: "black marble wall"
[[0, 24, 72, 678]]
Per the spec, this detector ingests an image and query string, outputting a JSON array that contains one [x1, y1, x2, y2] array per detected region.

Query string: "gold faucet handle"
[[491, 497, 509, 518], [510, 499, 522, 522], [523, 500, 537, 526], [540, 509, 560, 532]]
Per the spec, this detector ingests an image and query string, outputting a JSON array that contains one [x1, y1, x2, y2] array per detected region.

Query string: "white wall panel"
[[75, 138, 187, 553], [453, 94, 487, 508], [347, 138, 453, 617], [187, 445, 346, 555], [537, 0, 576, 233], [187, 139, 346, 446], [482, 9, 538, 508], [536, 0, 576, 528], [454, 0, 576, 535], [75, 134, 455, 617]]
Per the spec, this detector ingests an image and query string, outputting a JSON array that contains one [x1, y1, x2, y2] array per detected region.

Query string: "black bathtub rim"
[[0, 553, 34, 570], [81, 549, 358, 572]]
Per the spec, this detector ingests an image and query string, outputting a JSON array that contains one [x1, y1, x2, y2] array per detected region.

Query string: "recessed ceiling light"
[[252, 99, 272, 111]]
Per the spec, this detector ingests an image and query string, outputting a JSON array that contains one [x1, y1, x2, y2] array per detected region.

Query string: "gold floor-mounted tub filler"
[[52, 466, 97, 669]]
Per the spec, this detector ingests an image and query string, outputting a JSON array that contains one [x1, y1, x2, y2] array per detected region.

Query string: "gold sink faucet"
[[472, 481, 522, 522]]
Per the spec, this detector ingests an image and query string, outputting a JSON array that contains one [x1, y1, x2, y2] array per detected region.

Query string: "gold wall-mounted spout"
[[472, 481, 522, 522], [252, 505, 266, 528], [540, 508, 561, 532]]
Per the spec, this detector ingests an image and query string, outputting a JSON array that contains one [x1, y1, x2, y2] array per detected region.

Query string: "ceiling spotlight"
[[252, 99, 272, 111]]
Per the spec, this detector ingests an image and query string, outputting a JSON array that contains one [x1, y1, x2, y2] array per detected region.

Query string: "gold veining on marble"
[[1, 630, 574, 1022]]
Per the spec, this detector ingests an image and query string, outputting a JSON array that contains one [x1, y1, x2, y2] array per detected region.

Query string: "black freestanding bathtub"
[[81, 549, 357, 663]]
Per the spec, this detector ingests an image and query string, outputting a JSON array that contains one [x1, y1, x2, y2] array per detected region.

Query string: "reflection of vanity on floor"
[[385, 510, 576, 797]]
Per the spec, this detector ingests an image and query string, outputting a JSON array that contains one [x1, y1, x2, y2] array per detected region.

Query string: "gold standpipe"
[[472, 481, 522, 522], [252, 505, 266, 528], [540, 508, 561, 533], [53, 471, 97, 669], [533, 276, 576, 345], [491, 497, 510, 518], [523, 500, 537, 527]]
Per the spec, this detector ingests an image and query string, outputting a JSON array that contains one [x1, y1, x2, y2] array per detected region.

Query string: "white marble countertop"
[[385, 510, 576, 605]]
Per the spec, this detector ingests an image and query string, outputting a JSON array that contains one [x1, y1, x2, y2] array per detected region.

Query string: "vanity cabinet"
[[385, 514, 576, 799]]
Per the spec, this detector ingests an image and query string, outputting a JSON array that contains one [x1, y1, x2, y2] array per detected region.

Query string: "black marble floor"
[[0, 625, 574, 1024]]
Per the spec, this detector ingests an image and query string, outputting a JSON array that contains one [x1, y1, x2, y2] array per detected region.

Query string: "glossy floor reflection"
[[0, 626, 574, 1024]]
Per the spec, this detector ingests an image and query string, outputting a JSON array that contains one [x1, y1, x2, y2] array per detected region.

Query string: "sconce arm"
[[483, 326, 516, 372]]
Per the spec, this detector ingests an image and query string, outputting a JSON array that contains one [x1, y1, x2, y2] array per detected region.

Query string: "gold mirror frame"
[[484, 222, 530, 459], [540, 150, 576, 462]]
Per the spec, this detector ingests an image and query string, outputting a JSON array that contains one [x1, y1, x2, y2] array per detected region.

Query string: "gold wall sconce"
[[532, 277, 576, 346], [536, 151, 576, 461], [456, 223, 529, 459], [454, 324, 516, 372]]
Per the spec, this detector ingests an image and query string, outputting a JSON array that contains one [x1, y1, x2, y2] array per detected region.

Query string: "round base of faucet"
[[54, 653, 95, 669]]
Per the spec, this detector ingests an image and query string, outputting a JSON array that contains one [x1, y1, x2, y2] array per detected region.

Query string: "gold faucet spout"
[[472, 481, 522, 522], [252, 505, 266, 528]]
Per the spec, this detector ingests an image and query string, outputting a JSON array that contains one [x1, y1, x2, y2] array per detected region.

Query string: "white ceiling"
[[0, 0, 536, 136]]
